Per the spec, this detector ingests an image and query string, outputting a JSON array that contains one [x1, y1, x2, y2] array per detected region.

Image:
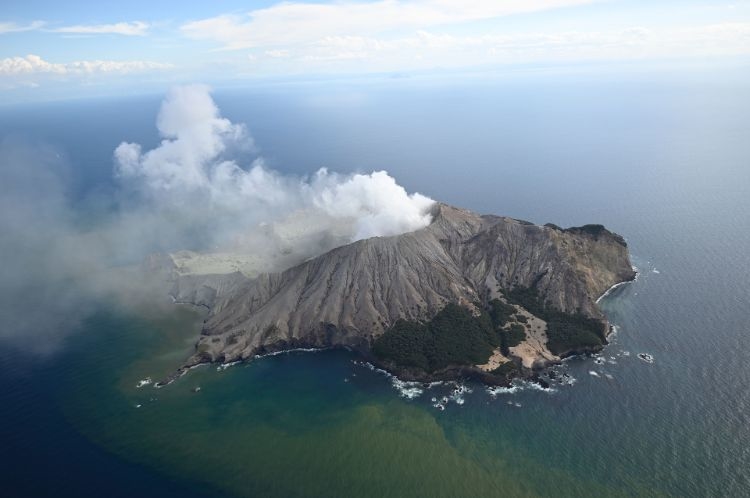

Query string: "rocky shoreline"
[[156, 203, 637, 388], [157, 309, 630, 389]]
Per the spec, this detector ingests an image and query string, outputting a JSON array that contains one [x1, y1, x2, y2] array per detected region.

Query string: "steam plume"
[[114, 84, 433, 251], [0, 85, 434, 353]]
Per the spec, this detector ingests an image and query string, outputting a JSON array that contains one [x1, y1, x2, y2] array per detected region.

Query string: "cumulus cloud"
[[0, 84, 434, 353], [0, 54, 172, 77], [0, 54, 173, 89], [52, 21, 150, 36]]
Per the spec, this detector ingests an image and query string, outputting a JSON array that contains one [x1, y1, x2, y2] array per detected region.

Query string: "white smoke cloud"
[[0, 84, 434, 353], [114, 84, 434, 262], [0, 137, 124, 353], [115, 84, 249, 194], [308, 168, 435, 240]]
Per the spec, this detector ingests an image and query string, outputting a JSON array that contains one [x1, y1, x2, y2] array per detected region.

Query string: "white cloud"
[[211, 22, 750, 72], [265, 49, 291, 58], [0, 20, 45, 34], [0, 54, 66, 75], [0, 54, 172, 77], [179, 0, 750, 74], [181, 0, 596, 50], [52, 21, 150, 36], [316, 22, 750, 63]]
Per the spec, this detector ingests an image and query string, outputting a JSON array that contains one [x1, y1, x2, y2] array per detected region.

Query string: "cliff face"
[[174, 204, 635, 370]]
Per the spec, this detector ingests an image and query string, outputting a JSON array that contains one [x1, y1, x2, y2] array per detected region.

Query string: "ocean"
[[1, 68, 749, 497]]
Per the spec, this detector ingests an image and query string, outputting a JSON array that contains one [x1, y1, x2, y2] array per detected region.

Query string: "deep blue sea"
[[1, 69, 749, 497]]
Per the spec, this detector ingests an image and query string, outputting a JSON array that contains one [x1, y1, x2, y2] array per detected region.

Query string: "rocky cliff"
[[164, 203, 635, 382]]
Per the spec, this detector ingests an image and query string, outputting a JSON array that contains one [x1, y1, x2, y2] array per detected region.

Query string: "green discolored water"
[[56, 294, 663, 498]]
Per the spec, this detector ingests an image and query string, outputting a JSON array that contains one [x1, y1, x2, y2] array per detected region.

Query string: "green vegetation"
[[488, 299, 515, 327], [565, 224, 607, 237], [565, 223, 627, 246], [373, 304, 500, 372], [373, 285, 606, 372], [544, 315, 604, 353], [491, 361, 518, 377], [372, 319, 431, 370], [506, 286, 606, 355], [373, 299, 534, 373], [373, 303, 499, 372], [486, 299, 526, 355], [505, 324, 526, 349]]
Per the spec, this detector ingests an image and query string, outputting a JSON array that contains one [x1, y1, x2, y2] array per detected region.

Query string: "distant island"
[[156, 203, 636, 386]]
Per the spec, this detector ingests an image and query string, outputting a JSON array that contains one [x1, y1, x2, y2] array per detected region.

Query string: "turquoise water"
[[1, 71, 749, 496]]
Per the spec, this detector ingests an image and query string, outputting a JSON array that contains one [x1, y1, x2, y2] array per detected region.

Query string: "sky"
[[1, 0, 749, 102]]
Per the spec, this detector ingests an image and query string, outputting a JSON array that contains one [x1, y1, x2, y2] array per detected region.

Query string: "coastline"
[[158, 268, 640, 388], [596, 266, 639, 304], [159, 341, 544, 389]]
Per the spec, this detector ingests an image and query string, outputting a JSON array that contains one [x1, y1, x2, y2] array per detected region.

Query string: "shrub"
[[491, 361, 518, 376], [488, 299, 515, 329], [373, 303, 496, 372]]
